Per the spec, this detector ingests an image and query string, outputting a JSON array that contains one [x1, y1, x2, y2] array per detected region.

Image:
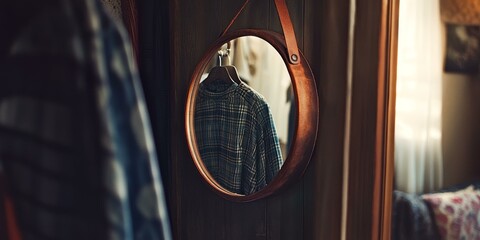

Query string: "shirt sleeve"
[[256, 100, 283, 184]]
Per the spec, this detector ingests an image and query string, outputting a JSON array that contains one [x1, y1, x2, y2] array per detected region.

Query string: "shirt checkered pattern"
[[0, 1, 172, 238], [195, 81, 283, 195]]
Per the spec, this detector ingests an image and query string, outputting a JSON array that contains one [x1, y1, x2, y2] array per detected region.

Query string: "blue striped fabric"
[[194, 81, 283, 195], [0, 0, 171, 239]]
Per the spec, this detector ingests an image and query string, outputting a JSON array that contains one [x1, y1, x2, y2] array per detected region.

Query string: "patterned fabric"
[[423, 186, 480, 240], [391, 190, 440, 240], [100, 0, 123, 23], [0, 1, 171, 240], [392, 182, 480, 240], [194, 80, 283, 195]]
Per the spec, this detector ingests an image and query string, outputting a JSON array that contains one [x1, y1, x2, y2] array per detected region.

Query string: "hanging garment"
[[0, 0, 171, 239], [194, 81, 283, 195]]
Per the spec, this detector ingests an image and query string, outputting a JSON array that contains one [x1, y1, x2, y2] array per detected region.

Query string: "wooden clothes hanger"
[[221, 42, 242, 84], [203, 67, 234, 85]]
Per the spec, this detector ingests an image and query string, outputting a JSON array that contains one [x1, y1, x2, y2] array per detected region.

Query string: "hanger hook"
[[217, 42, 231, 66]]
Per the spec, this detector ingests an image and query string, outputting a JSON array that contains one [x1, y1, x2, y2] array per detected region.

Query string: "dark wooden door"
[[140, 0, 352, 239]]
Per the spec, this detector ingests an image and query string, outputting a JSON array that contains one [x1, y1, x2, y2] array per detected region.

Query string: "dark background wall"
[[138, 0, 352, 239], [442, 73, 480, 187]]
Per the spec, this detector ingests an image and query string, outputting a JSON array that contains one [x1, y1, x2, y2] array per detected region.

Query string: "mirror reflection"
[[194, 36, 294, 195], [392, 0, 480, 239]]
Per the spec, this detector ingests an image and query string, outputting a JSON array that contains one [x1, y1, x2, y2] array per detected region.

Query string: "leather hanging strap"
[[273, 0, 299, 64], [220, 0, 300, 65]]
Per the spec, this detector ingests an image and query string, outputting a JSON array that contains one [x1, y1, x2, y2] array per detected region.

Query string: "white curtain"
[[394, 0, 444, 194], [232, 37, 292, 146]]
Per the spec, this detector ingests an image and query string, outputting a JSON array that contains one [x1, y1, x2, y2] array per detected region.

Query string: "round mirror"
[[185, 30, 318, 202]]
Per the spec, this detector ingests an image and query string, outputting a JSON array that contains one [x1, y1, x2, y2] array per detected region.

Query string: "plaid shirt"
[[195, 81, 283, 195], [0, 1, 171, 239]]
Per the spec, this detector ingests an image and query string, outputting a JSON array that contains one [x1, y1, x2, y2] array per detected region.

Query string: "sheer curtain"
[[395, 0, 444, 194]]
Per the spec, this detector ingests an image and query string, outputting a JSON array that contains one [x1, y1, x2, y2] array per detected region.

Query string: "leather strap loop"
[[220, 0, 300, 65], [273, 0, 300, 64]]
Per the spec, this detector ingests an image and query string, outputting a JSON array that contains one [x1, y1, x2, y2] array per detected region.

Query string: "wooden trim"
[[345, 0, 398, 238], [372, 0, 388, 238], [375, 0, 398, 238], [380, 0, 398, 238], [374, 0, 398, 238]]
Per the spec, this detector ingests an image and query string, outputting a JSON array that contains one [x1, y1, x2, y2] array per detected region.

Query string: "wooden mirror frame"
[[185, 29, 319, 202]]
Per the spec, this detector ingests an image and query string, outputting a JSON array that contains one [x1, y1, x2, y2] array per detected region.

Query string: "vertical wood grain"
[[266, 181, 304, 240], [233, 0, 270, 30], [345, 0, 396, 239], [381, 0, 398, 238], [168, 0, 351, 239], [346, 0, 382, 237], [303, 0, 350, 239], [224, 201, 267, 240]]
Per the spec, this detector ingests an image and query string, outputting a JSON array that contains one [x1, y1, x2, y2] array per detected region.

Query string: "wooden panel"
[[166, 0, 351, 239], [345, 0, 397, 239], [233, 0, 270, 30], [225, 201, 267, 240], [266, 181, 304, 240], [179, 179, 226, 240], [303, 0, 350, 239], [346, 0, 383, 236]]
